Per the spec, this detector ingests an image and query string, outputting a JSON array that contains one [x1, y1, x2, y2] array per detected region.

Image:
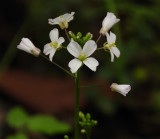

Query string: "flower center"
[[50, 42, 58, 48], [59, 21, 68, 29], [78, 54, 87, 61], [103, 42, 116, 49]]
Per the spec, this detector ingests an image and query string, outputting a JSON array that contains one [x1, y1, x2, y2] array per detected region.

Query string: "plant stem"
[[74, 70, 80, 139], [96, 34, 102, 43], [96, 47, 103, 50], [40, 54, 75, 78], [65, 28, 71, 42]]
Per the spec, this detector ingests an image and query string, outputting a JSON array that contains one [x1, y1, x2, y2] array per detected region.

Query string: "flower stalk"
[[65, 28, 71, 41], [96, 34, 102, 44], [74, 70, 80, 139], [40, 54, 75, 78]]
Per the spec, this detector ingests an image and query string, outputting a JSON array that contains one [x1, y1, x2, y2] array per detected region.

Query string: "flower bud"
[[100, 12, 120, 35], [17, 38, 41, 57], [110, 83, 131, 96]]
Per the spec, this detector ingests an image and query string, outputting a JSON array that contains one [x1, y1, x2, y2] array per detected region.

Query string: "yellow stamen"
[[78, 54, 87, 61], [103, 42, 116, 50], [50, 42, 58, 48]]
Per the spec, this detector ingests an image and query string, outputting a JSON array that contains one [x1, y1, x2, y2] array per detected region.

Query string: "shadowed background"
[[0, 0, 160, 138]]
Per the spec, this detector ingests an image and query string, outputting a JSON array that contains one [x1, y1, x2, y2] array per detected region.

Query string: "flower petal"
[[48, 17, 62, 25], [63, 12, 75, 22], [82, 40, 97, 57], [49, 28, 59, 42], [20, 38, 35, 49], [83, 57, 99, 71], [106, 31, 116, 44], [49, 49, 56, 61], [109, 49, 114, 62], [110, 46, 120, 58], [68, 58, 82, 73], [17, 45, 30, 54], [57, 37, 65, 48], [67, 40, 82, 58], [43, 43, 52, 55]]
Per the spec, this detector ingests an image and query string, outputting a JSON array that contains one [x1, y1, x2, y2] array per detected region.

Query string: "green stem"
[[74, 70, 80, 139], [65, 28, 71, 42], [40, 54, 75, 78], [96, 47, 103, 50]]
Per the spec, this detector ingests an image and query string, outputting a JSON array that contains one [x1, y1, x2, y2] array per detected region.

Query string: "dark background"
[[0, 0, 160, 138]]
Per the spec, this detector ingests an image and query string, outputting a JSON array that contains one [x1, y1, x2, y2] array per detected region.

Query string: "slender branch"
[[74, 70, 80, 139], [96, 34, 102, 43], [64, 28, 71, 42], [96, 47, 103, 50], [40, 54, 75, 78]]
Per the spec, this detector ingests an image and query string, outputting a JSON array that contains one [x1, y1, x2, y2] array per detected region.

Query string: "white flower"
[[67, 40, 99, 73], [48, 12, 75, 29], [43, 28, 65, 61], [100, 12, 120, 35], [104, 31, 120, 62], [110, 83, 131, 96], [17, 38, 41, 57]]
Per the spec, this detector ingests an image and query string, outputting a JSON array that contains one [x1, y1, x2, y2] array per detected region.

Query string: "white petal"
[[110, 83, 131, 96], [48, 17, 62, 25], [82, 40, 97, 57], [110, 47, 120, 58], [43, 43, 51, 55], [57, 37, 65, 48], [100, 12, 120, 34], [107, 12, 115, 18], [83, 57, 99, 72], [109, 49, 114, 62], [115, 19, 120, 23], [68, 58, 82, 73], [106, 31, 116, 44], [67, 41, 82, 58], [20, 38, 35, 49], [17, 44, 30, 53], [49, 49, 56, 61], [49, 28, 59, 42], [63, 12, 75, 22]]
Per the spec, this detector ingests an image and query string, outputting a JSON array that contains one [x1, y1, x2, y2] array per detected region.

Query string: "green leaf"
[[26, 115, 71, 135], [6, 133, 28, 139], [7, 107, 28, 129]]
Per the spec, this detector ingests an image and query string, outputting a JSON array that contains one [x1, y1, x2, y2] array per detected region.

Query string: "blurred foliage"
[[85, 88, 117, 115], [27, 115, 70, 135], [7, 133, 28, 139], [7, 107, 71, 138], [7, 107, 28, 129]]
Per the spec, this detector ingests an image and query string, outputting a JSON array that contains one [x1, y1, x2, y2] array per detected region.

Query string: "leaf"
[[7, 107, 28, 129], [6, 133, 28, 139], [26, 115, 71, 135]]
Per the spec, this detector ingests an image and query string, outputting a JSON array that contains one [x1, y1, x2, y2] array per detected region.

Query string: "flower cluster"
[[17, 11, 131, 96]]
